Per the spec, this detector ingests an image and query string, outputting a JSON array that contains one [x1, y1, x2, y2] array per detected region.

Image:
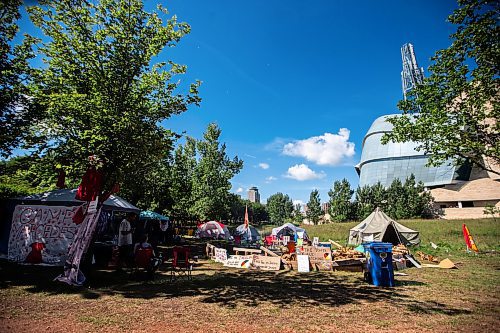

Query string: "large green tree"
[[266, 192, 294, 225], [22, 0, 201, 192], [190, 123, 243, 221], [328, 178, 354, 222], [383, 0, 499, 175], [168, 137, 197, 222], [0, 0, 40, 157], [306, 189, 322, 225]]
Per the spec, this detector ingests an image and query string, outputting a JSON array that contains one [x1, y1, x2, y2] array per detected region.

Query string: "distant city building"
[[321, 202, 330, 214], [247, 187, 260, 203]]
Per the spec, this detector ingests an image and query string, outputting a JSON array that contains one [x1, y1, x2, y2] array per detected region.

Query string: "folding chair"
[[134, 247, 155, 279], [170, 246, 192, 282]]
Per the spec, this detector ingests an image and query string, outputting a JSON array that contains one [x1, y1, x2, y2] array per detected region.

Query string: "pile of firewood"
[[392, 244, 410, 256], [281, 252, 296, 262], [332, 247, 365, 260], [416, 251, 439, 263]]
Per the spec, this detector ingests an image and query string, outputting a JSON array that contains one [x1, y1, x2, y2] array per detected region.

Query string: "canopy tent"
[[19, 189, 140, 213], [234, 224, 261, 242], [196, 221, 232, 240], [348, 207, 420, 246], [271, 223, 308, 240], [0, 189, 140, 265], [140, 210, 169, 221]]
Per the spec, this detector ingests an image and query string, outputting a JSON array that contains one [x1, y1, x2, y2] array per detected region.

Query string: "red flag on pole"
[[462, 223, 479, 253], [244, 205, 249, 228]]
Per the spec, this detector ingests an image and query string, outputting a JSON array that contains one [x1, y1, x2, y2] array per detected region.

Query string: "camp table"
[[233, 247, 262, 256]]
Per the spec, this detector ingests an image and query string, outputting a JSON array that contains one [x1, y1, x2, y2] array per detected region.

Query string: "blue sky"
[[18, 0, 459, 205]]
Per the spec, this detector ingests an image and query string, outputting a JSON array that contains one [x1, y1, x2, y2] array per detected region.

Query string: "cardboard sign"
[[251, 255, 281, 271], [297, 255, 310, 272], [224, 255, 253, 269], [314, 261, 333, 271], [214, 248, 227, 263], [298, 245, 331, 262], [8, 205, 80, 265]]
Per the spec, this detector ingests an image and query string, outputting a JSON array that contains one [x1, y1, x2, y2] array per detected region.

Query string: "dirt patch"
[[1, 256, 499, 333]]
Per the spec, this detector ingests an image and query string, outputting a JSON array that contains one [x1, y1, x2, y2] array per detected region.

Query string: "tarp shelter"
[[271, 223, 309, 240], [196, 221, 232, 240], [19, 189, 140, 213], [234, 224, 261, 242], [348, 207, 420, 246], [0, 189, 140, 265], [140, 210, 169, 221]]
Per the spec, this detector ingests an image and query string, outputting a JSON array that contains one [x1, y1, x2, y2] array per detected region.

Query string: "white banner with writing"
[[8, 205, 81, 265], [214, 247, 228, 263], [224, 255, 253, 269]]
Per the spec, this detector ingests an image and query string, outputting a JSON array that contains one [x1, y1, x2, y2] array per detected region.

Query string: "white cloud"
[[265, 176, 277, 183], [258, 163, 270, 170], [285, 164, 326, 181], [282, 128, 355, 166], [293, 200, 305, 207], [236, 187, 244, 193]]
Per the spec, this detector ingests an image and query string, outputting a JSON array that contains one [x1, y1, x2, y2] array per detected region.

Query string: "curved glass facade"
[[357, 115, 462, 188]]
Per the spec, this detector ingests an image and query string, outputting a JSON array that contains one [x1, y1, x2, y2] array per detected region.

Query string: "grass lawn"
[[0, 218, 498, 333]]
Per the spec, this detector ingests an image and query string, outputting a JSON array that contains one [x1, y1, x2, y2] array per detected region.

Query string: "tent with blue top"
[[139, 211, 169, 221]]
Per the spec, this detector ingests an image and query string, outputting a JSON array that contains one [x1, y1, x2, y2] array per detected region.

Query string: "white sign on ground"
[[251, 255, 281, 271], [297, 255, 310, 273], [214, 248, 228, 263], [224, 255, 253, 268]]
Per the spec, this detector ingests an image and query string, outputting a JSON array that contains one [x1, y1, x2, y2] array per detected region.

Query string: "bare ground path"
[[1, 254, 499, 333]]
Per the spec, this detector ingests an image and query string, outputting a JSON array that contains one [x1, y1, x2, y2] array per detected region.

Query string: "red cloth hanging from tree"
[[75, 167, 104, 202]]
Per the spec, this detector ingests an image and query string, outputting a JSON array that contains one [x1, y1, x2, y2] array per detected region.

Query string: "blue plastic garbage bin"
[[363, 242, 395, 287]]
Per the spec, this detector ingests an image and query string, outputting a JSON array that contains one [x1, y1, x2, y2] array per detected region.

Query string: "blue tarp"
[[139, 210, 169, 221]]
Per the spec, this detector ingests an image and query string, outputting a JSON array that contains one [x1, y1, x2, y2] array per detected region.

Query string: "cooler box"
[[363, 242, 395, 287]]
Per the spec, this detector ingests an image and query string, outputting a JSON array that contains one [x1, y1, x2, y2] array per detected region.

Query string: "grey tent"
[[348, 208, 420, 246], [234, 224, 261, 242], [19, 189, 140, 213]]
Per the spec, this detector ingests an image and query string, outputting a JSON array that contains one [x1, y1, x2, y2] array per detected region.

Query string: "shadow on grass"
[[0, 260, 471, 316]]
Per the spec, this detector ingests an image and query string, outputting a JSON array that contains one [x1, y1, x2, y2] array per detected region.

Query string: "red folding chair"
[[135, 247, 153, 268], [134, 247, 154, 277], [170, 246, 192, 282]]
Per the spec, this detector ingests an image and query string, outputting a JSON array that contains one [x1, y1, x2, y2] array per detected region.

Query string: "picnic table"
[[233, 247, 262, 256]]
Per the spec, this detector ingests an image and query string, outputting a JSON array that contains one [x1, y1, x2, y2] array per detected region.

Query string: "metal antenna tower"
[[401, 43, 424, 100]]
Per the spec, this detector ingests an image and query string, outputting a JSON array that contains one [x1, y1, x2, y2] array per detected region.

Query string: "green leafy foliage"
[[292, 203, 304, 225], [354, 175, 433, 220], [266, 192, 294, 225], [306, 189, 322, 225], [0, 0, 41, 156], [228, 196, 268, 225], [21, 0, 201, 191], [328, 178, 355, 222], [168, 137, 197, 221], [189, 123, 243, 221], [383, 0, 499, 175]]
